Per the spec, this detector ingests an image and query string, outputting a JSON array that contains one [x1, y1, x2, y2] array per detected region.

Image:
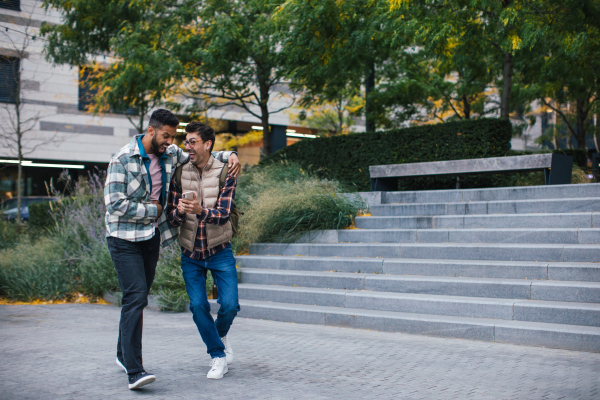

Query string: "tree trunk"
[[260, 112, 271, 157], [575, 98, 588, 149], [462, 96, 471, 119], [16, 158, 22, 223], [595, 113, 599, 153], [138, 110, 145, 134], [256, 63, 271, 157], [500, 52, 513, 119], [337, 98, 344, 135], [365, 62, 375, 132]]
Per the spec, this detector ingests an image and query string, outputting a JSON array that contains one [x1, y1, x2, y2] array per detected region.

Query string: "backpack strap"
[[219, 163, 229, 190], [175, 159, 190, 189]]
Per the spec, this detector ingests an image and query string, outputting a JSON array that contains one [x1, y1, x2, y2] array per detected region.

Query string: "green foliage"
[[262, 119, 512, 191], [233, 162, 366, 253], [152, 244, 218, 312], [519, 0, 600, 149], [42, 0, 181, 133], [1, 164, 360, 308], [0, 237, 78, 301], [0, 173, 118, 302], [28, 201, 54, 231], [0, 218, 20, 250], [153, 244, 189, 312], [52, 175, 119, 297]]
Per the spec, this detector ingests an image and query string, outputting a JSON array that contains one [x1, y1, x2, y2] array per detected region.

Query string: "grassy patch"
[[233, 161, 366, 253], [0, 163, 363, 307], [0, 237, 78, 302]]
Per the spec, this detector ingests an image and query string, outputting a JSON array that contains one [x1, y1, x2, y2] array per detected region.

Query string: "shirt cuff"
[[147, 203, 158, 219], [173, 208, 185, 222], [197, 206, 209, 221]]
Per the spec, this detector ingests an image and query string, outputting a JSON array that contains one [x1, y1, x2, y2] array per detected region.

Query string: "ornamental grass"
[[0, 162, 363, 311]]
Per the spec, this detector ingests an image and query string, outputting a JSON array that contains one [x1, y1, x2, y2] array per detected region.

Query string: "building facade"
[[0, 0, 319, 200]]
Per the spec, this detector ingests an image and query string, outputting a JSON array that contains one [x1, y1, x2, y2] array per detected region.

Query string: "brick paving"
[[0, 303, 599, 399]]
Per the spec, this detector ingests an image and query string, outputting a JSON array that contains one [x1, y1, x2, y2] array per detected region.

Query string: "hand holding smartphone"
[[182, 191, 196, 200]]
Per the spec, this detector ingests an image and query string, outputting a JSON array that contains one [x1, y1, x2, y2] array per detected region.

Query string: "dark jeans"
[[107, 229, 160, 374], [181, 245, 240, 358]]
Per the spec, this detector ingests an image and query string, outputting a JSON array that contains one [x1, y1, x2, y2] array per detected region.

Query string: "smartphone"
[[182, 191, 195, 200]]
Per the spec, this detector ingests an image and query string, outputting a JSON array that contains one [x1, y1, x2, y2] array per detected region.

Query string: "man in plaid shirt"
[[104, 110, 240, 389], [166, 121, 239, 380]]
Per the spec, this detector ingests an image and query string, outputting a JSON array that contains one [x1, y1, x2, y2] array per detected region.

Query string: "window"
[[0, 0, 20, 11], [0, 56, 19, 103]]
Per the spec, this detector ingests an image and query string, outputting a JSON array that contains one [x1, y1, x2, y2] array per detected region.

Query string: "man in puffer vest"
[[166, 121, 239, 380]]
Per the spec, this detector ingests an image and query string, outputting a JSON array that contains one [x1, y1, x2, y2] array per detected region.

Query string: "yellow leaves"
[[222, 130, 263, 150], [510, 35, 522, 50], [389, 0, 408, 11]]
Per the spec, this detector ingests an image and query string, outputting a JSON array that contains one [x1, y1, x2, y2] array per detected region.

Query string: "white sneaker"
[[207, 357, 228, 379], [221, 335, 233, 365]]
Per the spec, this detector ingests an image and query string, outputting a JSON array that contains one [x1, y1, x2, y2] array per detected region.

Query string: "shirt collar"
[[136, 135, 149, 160]]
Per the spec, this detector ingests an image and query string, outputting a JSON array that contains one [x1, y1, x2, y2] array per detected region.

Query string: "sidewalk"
[[1, 303, 598, 399]]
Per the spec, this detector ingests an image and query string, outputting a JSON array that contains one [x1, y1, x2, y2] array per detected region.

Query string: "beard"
[[150, 134, 164, 157]]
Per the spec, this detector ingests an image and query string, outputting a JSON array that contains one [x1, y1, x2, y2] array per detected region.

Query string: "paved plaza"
[[0, 303, 599, 399]]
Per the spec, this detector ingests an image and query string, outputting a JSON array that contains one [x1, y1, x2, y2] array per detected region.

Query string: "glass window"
[[0, 57, 19, 103], [0, 1, 20, 11]]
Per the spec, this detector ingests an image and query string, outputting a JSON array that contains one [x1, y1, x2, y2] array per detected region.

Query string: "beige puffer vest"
[[178, 156, 233, 252]]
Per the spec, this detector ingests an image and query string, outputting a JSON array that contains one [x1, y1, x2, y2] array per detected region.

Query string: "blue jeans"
[[181, 245, 240, 359]]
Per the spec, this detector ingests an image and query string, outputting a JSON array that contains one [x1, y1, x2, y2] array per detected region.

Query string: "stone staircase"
[[229, 183, 600, 352]]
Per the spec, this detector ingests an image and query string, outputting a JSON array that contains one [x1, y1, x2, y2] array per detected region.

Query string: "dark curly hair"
[[185, 121, 216, 153], [149, 109, 180, 130]]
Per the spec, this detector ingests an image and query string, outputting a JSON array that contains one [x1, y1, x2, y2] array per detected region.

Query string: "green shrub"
[[76, 242, 119, 297], [234, 162, 366, 252], [28, 201, 55, 231], [262, 118, 512, 191], [52, 174, 119, 297], [0, 164, 363, 304], [153, 244, 189, 312], [0, 217, 20, 250], [0, 237, 78, 301]]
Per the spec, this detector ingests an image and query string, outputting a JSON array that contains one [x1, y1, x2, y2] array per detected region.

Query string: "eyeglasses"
[[183, 139, 202, 147]]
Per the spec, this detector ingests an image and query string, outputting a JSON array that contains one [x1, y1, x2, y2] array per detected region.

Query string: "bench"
[[369, 154, 574, 191]]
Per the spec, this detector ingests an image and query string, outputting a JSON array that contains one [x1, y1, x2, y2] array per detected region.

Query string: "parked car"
[[1, 196, 59, 221]]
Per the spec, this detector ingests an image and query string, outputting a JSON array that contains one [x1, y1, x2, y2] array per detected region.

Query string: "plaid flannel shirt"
[[166, 168, 237, 260], [104, 134, 233, 246]]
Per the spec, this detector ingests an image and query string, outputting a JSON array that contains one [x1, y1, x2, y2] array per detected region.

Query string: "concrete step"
[[384, 183, 600, 204], [249, 242, 600, 262], [315, 228, 600, 244], [237, 284, 600, 327], [371, 197, 600, 217], [239, 269, 600, 303], [355, 212, 599, 229], [210, 299, 600, 352], [236, 256, 600, 282]]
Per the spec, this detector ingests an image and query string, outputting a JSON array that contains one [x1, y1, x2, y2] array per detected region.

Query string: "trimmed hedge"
[[263, 119, 512, 191]]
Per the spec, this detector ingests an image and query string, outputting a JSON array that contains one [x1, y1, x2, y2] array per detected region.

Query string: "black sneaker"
[[128, 371, 155, 390]]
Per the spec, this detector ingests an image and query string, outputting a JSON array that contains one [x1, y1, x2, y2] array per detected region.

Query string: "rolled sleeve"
[[166, 175, 185, 226]]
